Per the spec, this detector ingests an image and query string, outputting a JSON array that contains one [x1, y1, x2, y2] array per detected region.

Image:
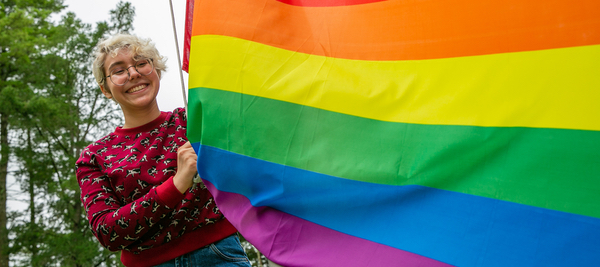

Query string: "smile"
[[127, 84, 147, 93]]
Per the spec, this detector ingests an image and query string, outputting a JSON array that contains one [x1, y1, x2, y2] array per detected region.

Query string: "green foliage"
[[239, 235, 268, 267], [1, 1, 133, 266]]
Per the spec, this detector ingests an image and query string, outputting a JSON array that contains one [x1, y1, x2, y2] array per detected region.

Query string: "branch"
[[32, 124, 65, 185]]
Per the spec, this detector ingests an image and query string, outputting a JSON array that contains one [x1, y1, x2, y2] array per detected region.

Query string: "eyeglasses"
[[105, 59, 154, 86]]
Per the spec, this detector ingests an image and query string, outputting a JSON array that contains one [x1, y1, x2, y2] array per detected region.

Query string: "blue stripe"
[[193, 144, 600, 266]]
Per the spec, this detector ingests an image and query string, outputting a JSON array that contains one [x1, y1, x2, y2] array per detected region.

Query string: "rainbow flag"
[[186, 0, 600, 265]]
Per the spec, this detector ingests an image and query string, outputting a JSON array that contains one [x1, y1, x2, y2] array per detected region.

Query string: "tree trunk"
[[0, 112, 9, 267], [27, 130, 38, 259]]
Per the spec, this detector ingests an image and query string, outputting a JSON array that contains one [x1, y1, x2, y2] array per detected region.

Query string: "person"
[[75, 33, 251, 267]]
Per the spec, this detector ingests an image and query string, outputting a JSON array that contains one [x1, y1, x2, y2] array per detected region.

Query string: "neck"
[[121, 101, 161, 129]]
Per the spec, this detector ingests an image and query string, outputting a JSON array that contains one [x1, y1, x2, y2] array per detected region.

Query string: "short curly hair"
[[92, 34, 167, 87]]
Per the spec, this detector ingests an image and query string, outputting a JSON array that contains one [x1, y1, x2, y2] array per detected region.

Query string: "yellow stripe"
[[189, 35, 600, 131]]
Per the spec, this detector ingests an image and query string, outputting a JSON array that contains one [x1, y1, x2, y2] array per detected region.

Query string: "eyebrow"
[[106, 56, 147, 73], [107, 61, 128, 72]]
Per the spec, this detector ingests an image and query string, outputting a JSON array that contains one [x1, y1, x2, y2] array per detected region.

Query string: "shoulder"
[[172, 107, 186, 121], [82, 133, 116, 156], [77, 132, 130, 164], [162, 107, 187, 128]]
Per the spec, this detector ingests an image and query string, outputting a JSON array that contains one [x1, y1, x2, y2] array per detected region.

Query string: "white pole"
[[168, 0, 188, 112], [170, 0, 201, 186]]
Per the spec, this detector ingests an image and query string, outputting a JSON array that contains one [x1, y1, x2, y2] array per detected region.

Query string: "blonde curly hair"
[[92, 34, 167, 88]]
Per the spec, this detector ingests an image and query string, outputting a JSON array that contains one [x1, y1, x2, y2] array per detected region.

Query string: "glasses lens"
[[109, 69, 129, 86], [108, 59, 154, 86], [135, 59, 154, 76]]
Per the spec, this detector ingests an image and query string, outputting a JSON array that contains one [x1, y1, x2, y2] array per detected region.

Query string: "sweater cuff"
[[156, 176, 185, 208]]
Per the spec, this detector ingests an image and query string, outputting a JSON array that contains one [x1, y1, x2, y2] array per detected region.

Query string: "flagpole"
[[170, 0, 202, 187], [168, 0, 188, 112]]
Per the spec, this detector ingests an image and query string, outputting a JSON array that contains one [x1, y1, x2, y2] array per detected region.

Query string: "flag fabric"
[[182, 0, 194, 73], [186, 0, 600, 266]]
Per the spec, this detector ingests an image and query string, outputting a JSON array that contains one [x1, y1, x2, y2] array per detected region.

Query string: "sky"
[[63, 0, 190, 111]]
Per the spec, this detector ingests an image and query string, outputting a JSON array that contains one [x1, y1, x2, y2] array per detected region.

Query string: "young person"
[[76, 33, 251, 267]]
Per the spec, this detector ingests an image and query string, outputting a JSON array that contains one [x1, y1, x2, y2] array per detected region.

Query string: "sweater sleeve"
[[76, 148, 185, 251]]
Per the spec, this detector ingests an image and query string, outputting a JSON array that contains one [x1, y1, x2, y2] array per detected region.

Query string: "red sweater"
[[76, 108, 237, 267]]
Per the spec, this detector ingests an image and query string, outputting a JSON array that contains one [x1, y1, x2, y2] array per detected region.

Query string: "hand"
[[172, 142, 198, 194]]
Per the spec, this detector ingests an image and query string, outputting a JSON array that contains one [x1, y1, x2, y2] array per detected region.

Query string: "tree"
[[0, 1, 66, 265], [240, 235, 268, 267], [3, 1, 135, 266]]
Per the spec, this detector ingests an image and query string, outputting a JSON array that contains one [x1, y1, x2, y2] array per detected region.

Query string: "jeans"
[[154, 234, 251, 267]]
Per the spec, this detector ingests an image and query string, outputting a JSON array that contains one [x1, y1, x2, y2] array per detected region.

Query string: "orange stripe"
[[276, 0, 385, 7], [192, 0, 600, 60]]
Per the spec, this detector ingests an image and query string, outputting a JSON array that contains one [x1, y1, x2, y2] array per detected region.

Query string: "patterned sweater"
[[76, 108, 237, 267]]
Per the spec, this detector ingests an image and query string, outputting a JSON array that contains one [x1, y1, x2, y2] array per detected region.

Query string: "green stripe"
[[188, 88, 600, 218]]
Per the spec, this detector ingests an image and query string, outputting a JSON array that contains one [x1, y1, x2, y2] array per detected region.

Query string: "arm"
[[76, 150, 185, 251]]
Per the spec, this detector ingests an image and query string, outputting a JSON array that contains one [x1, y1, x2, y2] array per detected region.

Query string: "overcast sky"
[[63, 0, 189, 111]]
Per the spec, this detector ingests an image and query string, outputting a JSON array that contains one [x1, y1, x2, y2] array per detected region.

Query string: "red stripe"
[[182, 0, 195, 72]]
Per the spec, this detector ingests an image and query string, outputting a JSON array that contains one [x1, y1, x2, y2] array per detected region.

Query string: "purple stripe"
[[204, 180, 450, 267]]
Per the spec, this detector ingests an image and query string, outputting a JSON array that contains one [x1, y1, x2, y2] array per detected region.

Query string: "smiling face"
[[100, 50, 160, 114]]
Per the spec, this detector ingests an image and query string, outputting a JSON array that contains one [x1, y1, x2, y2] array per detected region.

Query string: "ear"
[[100, 84, 113, 99]]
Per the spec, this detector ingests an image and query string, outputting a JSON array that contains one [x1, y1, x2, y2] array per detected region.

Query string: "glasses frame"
[[105, 58, 154, 86]]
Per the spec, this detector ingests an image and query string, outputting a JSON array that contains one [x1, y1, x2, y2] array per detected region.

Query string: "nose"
[[127, 65, 142, 79]]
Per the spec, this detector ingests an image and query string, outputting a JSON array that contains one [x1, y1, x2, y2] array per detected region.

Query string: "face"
[[100, 50, 160, 113]]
